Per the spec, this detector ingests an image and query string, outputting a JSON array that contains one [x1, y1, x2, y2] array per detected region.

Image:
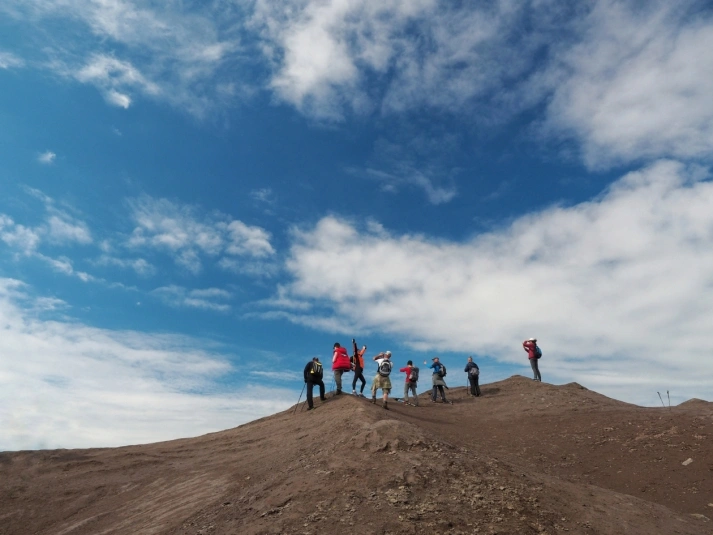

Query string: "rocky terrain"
[[1, 375, 712, 534]]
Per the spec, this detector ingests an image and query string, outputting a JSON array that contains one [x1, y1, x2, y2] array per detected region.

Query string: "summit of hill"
[[1, 375, 711, 534]]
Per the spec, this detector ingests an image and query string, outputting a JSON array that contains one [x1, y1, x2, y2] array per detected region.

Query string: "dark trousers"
[[468, 376, 481, 396], [530, 358, 542, 381], [352, 369, 366, 392], [306, 380, 325, 408], [431, 385, 447, 401]]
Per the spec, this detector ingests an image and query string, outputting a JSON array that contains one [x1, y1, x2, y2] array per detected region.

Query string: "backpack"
[[469, 366, 479, 377], [535, 346, 542, 359], [378, 360, 392, 377], [311, 361, 323, 380], [409, 367, 420, 383], [437, 364, 447, 378]]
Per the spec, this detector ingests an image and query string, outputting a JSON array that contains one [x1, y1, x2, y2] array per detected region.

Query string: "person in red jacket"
[[399, 360, 419, 406], [332, 342, 351, 395], [523, 337, 541, 381]]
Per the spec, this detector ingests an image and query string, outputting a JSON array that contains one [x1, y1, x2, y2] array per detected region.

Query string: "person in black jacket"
[[464, 356, 481, 397], [304, 357, 326, 410]]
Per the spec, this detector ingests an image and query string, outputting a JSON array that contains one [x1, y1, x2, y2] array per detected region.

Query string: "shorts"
[[372, 374, 392, 393]]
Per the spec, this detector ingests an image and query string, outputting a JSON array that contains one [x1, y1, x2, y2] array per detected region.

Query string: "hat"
[[407, 360, 413, 365], [528, 338, 537, 342], [385, 350, 392, 357], [432, 356, 439, 361]]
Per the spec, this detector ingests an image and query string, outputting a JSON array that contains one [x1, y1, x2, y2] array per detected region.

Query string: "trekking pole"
[[657, 391, 666, 409], [293, 383, 306, 415], [667, 390, 671, 409]]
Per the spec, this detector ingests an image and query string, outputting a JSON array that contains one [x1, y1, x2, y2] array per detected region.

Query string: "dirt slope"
[[1, 376, 711, 535]]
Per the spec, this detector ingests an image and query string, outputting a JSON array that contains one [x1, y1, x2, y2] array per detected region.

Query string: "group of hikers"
[[301, 338, 543, 411]]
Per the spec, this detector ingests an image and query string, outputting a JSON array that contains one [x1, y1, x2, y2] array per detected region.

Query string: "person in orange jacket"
[[351, 343, 367, 397]]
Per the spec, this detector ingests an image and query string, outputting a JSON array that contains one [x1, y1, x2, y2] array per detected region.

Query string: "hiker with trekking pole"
[[302, 357, 326, 411]]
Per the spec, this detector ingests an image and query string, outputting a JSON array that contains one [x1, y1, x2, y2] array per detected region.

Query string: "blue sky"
[[2, 0, 713, 450]]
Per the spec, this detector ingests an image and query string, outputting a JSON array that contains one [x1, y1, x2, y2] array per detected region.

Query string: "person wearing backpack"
[[303, 357, 326, 411], [371, 351, 393, 409], [464, 356, 481, 396], [332, 342, 351, 395], [428, 357, 451, 404], [523, 337, 542, 381], [399, 360, 419, 406]]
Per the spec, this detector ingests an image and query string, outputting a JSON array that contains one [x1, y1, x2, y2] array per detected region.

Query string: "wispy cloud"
[[75, 54, 159, 109], [3, 0, 243, 115], [152, 285, 233, 312], [273, 160, 713, 405], [0, 278, 295, 450], [0, 50, 24, 69], [95, 255, 156, 277], [127, 196, 275, 275], [37, 150, 56, 164]]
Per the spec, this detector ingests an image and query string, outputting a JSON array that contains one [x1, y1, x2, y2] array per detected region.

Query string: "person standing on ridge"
[[523, 337, 542, 381], [464, 356, 481, 397], [351, 339, 367, 397], [371, 351, 393, 409], [428, 357, 451, 404], [332, 342, 351, 395], [303, 357, 326, 411], [399, 360, 419, 406]]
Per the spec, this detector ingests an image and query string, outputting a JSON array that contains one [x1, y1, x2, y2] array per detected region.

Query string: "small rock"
[[682, 458, 693, 466]]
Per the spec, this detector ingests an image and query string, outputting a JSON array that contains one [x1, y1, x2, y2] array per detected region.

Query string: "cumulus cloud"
[[272, 160, 713, 405], [0, 278, 295, 450], [127, 196, 275, 275], [543, 1, 713, 168], [152, 285, 233, 312]]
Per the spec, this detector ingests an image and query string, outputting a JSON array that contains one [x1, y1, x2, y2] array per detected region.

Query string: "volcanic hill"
[[1, 376, 712, 535]]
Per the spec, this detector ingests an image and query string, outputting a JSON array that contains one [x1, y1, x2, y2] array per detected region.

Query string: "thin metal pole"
[[293, 383, 306, 415]]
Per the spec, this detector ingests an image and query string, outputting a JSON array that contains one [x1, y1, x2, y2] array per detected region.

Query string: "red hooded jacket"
[[523, 340, 537, 360], [332, 346, 351, 371]]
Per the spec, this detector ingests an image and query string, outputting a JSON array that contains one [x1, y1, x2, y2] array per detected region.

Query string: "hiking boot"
[[371, 397, 376, 404], [306, 406, 315, 411], [352, 389, 357, 395], [320, 397, 326, 401], [382, 401, 389, 410], [336, 389, 342, 395]]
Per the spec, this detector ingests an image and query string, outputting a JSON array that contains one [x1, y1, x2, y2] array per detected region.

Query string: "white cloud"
[[37, 150, 56, 164], [274, 160, 713, 405], [47, 214, 92, 244], [127, 196, 275, 275], [543, 1, 713, 168], [74, 54, 159, 109], [0, 278, 295, 450], [0, 215, 41, 254], [253, 0, 519, 120], [95, 255, 156, 276], [4, 0, 240, 115], [0, 50, 24, 69], [152, 285, 232, 312], [225, 220, 275, 258]]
